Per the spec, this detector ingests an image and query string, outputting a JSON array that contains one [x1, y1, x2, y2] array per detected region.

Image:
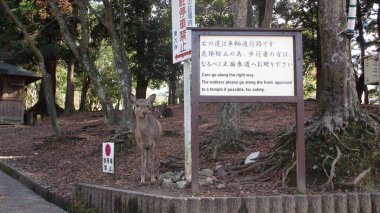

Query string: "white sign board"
[[199, 35, 295, 96], [102, 142, 114, 173], [364, 55, 378, 85], [172, 0, 195, 63]]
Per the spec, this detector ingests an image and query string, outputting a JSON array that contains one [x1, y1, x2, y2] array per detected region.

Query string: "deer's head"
[[128, 93, 156, 119]]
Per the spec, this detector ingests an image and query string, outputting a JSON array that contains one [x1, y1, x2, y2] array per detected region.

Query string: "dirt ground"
[[0, 101, 378, 201]]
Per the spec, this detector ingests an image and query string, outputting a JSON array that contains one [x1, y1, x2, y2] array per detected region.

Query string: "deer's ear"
[[128, 93, 136, 104], [147, 94, 156, 103]]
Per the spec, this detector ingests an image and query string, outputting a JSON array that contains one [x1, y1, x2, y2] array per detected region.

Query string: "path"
[[0, 170, 66, 213]]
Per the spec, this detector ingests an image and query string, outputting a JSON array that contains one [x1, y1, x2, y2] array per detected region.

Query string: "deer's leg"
[[147, 146, 156, 183], [140, 149, 147, 183]]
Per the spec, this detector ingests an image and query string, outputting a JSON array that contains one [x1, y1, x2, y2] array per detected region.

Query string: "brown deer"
[[155, 103, 174, 118], [128, 93, 162, 183]]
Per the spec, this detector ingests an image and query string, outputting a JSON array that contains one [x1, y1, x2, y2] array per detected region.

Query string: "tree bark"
[[90, 0, 133, 130], [136, 75, 149, 99], [355, 1, 368, 104], [65, 57, 75, 114], [260, 0, 274, 28], [79, 75, 91, 111], [36, 56, 58, 114], [318, 0, 359, 130], [216, 0, 249, 150], [168, 66, 177, 104], [49, 0, 116, 123], [1, 0, 62, 135]]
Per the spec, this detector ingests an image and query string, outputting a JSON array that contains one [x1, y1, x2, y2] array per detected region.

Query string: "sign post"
[[190, 28, 306, 194], [102, 142, 114, 173], [172, 0, 195, 181]]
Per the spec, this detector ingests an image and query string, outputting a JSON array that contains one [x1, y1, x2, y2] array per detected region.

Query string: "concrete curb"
[[76, 183, 380, 213], [0, 161, 71, 211]]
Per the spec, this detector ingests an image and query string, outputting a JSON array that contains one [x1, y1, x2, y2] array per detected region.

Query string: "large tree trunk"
[[136, 75, 149, 99], [65, 57, 75, 114], [260, 0, 274, 28], [168, 66, 177, 104], [215, 0, 248, 151], [65, 3, 78, 114], [36, 56, 58, 115], [317, 0, 358, 129], [355, 1, 368, 104], [95, 0, 133, 131], [1, 0, 62, 136], [79, 75, 91, 111], [50, 0, 115, 123]]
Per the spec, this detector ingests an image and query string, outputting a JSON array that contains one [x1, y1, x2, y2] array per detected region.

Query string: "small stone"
[[171, 171, 184, 183], [217, 184, 225, 189], [215, 165, 223, 170], [199, 168, 214, 178], [215, 167, 228, 177], [161, 179, 176, 189], [199, 177, 213, 186], [158, 172, 174, 184], [176, 180, 188, 189]]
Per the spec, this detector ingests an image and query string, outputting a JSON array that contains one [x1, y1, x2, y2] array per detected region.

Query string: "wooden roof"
[[0, 63, 41, 85]]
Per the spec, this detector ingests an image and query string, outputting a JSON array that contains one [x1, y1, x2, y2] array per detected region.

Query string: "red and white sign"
[[102, 142, 114, 173], [172, 0, 195, 63]]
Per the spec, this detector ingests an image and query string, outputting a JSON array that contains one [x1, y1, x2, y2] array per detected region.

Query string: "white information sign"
[[171, 0, 195, 63], [364, 55, 378, 85], [199, 35, 295, 96], [102, 142, 114, 173]]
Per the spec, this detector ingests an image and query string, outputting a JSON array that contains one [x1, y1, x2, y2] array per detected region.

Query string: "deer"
[[155, 103, 174, 118], [128, 93, 162, 184]]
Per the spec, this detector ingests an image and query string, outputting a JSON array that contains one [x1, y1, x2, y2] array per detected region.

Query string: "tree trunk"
[[1, 0, 62, 136], [35, 56, 58, 115], [49, 0, 115, 123], [79, 75, 91, 111], [317, 0, 358, 130], [316, 2, 322, 100], [96, 0, 133, 131], [355, 1, 367, 104], [216, 0, 249, 150], [246, 0, 253, 27], [168, 66, 177, 104], [65, 3, 78, 114], [136, 75, 149, 99], [260, 0, 274, 28], [65, 57, 75, 114]]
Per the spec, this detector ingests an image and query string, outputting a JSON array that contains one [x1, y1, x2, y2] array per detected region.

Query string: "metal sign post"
[[190, 28, 306, 194]]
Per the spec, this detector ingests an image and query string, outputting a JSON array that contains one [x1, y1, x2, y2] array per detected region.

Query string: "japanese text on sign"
[[172, 0, 195, 63], [364, 55, 378, 85], [102, 142, 114, 174], [199, 35, 295, 96]]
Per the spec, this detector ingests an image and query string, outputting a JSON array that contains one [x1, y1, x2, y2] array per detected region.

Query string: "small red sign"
[[105, 144, 111, 157]]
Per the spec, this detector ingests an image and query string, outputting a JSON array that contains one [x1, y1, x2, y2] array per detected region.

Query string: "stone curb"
[[0, 161, 71, 211], [76, 183, 380, 213]]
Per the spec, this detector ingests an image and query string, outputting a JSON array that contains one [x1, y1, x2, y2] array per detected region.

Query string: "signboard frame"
[[190, 27, 305, 194]]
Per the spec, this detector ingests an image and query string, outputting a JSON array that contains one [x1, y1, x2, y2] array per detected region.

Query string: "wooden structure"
[[0, 63, 41, 124], [190, 28, 305, 194]]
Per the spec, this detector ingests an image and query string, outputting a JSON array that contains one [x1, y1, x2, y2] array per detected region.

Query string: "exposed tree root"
[[225, 107, 380, 191], [338, 167, 371, 187], [322, 145, 342, 191], [109, 130, 136, 149], [282, 161, 296, 187]]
